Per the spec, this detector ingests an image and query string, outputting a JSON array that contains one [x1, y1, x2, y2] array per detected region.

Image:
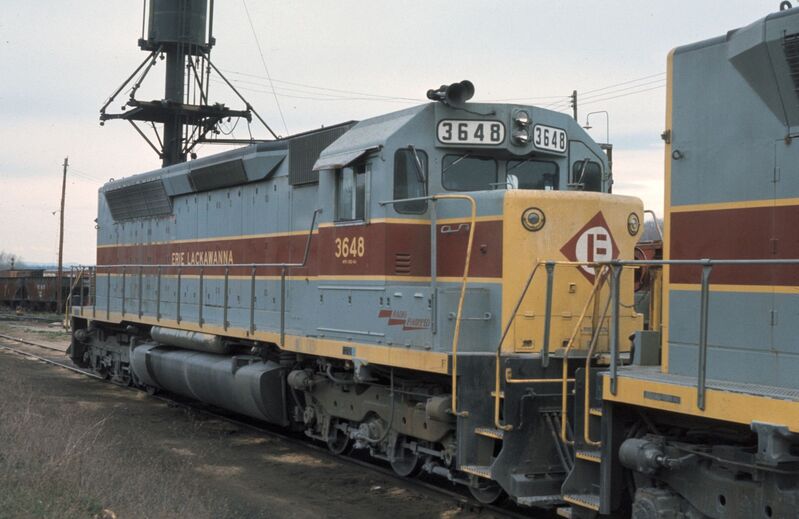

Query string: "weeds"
[[0, 374, 231, 519]]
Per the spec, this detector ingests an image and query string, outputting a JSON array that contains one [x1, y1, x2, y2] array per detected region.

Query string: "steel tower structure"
[[100, 0, 276, 167]]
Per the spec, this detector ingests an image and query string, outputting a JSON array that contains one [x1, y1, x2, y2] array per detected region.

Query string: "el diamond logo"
[[560, 211, 619, 282]]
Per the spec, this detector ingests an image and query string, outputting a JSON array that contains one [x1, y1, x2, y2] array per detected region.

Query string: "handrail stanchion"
[[697, 262, 713, 410], [106, 270, 111, 320], [492, 262, 543, 431], [92, 267, 97, 318], [223, 266, 229, 331], [609, 263, 622, 396], [121, 267, 127, 317], [176, 268, 182, 324], [156, 266, 162, 322], [137, 266, 143, 318], [198, 267, 204, 327], [280, 267, 287, 346], [542, 262, 556, 368], [583, 291, 613, 448], [433, 195, 477, 418], [249, 265, 256, 334], [560, 265, 607, 446]]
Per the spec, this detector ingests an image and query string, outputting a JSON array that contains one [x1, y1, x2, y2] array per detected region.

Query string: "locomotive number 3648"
[[335, 236, 365, 258], [437, 120, 505, 145]]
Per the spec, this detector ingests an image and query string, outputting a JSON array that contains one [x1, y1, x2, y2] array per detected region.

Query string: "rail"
[[379, 194, 477, 417], [71, 209, 321, 347]]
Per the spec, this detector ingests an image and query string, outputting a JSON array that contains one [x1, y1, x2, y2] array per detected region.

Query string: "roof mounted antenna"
[[99, 0, 277, 167], [427, 80, 475, 107]]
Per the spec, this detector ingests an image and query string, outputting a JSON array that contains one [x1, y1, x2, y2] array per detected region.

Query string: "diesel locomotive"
[[71, 86, 644, 505], [68, 1, 799, 516]]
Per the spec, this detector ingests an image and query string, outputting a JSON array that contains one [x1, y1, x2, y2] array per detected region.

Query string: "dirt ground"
[[0, 318, 516, 519]]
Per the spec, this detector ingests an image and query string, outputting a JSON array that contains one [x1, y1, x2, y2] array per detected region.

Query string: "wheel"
[[468, 480, 505, 505], [326, 419, 351, 455], [390, 435, 422, 477]]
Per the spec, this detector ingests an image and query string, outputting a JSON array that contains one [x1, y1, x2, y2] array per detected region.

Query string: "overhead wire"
[[580, 84, 666, 106], [209, 78, 420, 104], [241, 0, 289, 136], [222, 68, 425, 102]]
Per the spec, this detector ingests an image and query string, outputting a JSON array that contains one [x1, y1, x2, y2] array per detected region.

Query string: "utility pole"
[[571, 90, 578, 121], [57, 157, 68, 315]]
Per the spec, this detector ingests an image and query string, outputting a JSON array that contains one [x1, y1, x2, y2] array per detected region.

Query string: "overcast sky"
[[0, 0, 777, 264]]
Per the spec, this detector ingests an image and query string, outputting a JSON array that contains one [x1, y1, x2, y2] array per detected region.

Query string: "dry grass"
[[0, 376, 232, 519]]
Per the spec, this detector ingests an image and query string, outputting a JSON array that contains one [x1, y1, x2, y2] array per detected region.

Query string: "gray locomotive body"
[[71, 98, 644, 506]]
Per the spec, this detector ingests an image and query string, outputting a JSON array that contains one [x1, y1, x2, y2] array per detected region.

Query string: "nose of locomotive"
[[500, 190, 644, 355]]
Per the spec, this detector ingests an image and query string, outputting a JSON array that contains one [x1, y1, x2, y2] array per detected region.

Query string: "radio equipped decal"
[[437, 119, 505, 146], [378, 309, 431, 331]]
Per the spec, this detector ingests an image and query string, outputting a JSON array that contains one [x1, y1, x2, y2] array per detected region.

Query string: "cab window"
[[571, 160, 602, 192], [394, 148, 428, 214], [506, 160, 558, 190], [442, 154, 498, 191], [335, 164, 366, 221]]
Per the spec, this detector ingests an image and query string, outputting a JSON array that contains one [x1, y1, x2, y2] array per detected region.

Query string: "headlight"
[[512, 129, 530, 145], [513, 110, 531, 127], [521, 207, 545, 232], [627, 212, 640, 235]]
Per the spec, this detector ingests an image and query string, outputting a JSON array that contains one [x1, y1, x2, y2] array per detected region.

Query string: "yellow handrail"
[[432, 194, 477, 418], [560, 266, 610, 446], [583, 290, 613, 448], [493, 261, 544, 431]]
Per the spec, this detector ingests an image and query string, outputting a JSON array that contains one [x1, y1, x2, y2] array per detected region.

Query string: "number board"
[[532, 124, 567, 153], [437, 120, 505, 146]]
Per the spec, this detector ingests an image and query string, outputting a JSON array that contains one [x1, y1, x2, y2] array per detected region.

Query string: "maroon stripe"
[[96, 221, 504, 279], [670, 205, 799, 286]]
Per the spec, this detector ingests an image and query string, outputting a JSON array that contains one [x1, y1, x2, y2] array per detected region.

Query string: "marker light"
[[627, 212, 640, 236], [522, 207, 546, 232]]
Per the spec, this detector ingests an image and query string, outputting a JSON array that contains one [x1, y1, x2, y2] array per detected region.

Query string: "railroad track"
[[0, 331, 539, 519]]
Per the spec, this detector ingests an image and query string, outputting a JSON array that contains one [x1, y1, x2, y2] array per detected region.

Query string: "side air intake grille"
[[105, 180, 172, 221], [188, 159, 247, 192], [394, 253, 412, 275], [289, 124, 355, 186], [783, 33, 799, 98]]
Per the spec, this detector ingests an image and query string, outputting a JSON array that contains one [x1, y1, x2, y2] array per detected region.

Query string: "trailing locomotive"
[[556, 6, 799, 518], [71, 62, 644, 508]]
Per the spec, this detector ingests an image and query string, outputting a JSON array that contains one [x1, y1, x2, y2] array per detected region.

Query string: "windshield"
[[441, 154, 498, 191]]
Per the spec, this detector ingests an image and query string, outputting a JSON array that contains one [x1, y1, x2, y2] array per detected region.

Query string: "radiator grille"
[[188, 159, 247, 192], [288, 124, 355, 185], [783, 32, 799, 99], [105, 180, 172, 221]]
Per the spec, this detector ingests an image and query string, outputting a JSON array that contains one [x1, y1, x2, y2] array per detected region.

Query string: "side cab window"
[[335, 163, 368, 222], [571, 160, 603, 192], [393, 148, 428, 213]]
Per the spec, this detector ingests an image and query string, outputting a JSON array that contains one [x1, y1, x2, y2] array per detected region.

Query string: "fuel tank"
[[130, 344, 289, 426]]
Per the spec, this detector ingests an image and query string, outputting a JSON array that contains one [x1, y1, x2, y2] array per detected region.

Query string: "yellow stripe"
[[604, 374, 799, 433], [80, 311, 450, 375], [101, 217, 503, 248], [318, 215, 502, 228], [670, 283, 799, 295], [670, 197, 799, 214], [662, 49, 675, 373], [97, 272, 501, 284]]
